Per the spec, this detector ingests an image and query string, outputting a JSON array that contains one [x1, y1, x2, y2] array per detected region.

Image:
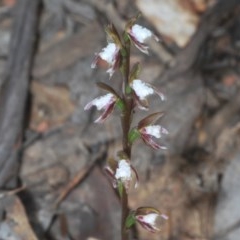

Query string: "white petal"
[[131, 24, 152, 43], [115, 160, 131, 181], [144, 125, 162, 138], [131, 79, 154, 100], [141, 213, 158, 225], [99, 43, 118, 64], [87, 93, 114, 111]]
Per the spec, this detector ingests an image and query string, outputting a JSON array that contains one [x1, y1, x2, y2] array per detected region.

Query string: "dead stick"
[[0, 0, 41, 188], [55, 161, 96, 208]]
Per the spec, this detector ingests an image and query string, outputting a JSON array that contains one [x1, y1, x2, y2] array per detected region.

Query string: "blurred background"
[[0, 0, 240, 239]]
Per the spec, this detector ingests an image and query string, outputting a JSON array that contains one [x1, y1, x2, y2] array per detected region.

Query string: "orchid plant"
[[84, 14, 168, 240]]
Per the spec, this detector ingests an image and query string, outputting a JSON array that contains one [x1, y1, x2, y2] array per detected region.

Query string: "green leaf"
[[125, 213, 136, 229]]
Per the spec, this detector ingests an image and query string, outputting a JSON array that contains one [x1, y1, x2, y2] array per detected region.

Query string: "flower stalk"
[[84, 14, 168, 240], [119, 32, 133, 240]]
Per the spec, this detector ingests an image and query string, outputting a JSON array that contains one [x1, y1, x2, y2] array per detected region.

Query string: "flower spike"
[[127, 24, 159, 54], [91, 43, 120, 78], [87, 14, 169, 237], [84, 93, 117, 123]]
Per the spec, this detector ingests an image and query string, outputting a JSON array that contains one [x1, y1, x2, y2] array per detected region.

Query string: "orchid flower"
[[105, 158, 138, 191], [130, 79, 165, 110], [139, 125, 168, 150], [135, 207, 168, 233], [128, 112, 168, 150], [91, 43, 120, 78], [84, 93, 117, 123], [127, 24, 159, 54]]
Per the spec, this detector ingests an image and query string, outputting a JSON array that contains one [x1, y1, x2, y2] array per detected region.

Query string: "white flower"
[[131, 79, 154, 100], [91, 43, 120, 78], [105, 158, 138, 190], [131, 24, 153, 43], [98, 43, 118, 65], [130, 79, 165, 110], [135, 207, 168, 233], [136, 213, 159, 232], [115, 160, 132, 182], [84, 93, 117, 123], [141, 213, 158, 225], [139, 124, 168, 150], [128, 24, 159, 54]]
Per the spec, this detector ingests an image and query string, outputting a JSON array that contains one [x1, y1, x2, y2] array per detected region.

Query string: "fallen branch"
[[0, 0, 41, 188]]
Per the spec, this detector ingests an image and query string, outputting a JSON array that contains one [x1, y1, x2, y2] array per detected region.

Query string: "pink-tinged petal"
[[154, 88, 165, 101], [94, 101, 115, 123], [91, 54, 100, 69], [135, 208, 168, 233], [133, 91, 149, 111], [130, 165, 139, 188], [84, 93, 117, 123], [141, 134, 167, 150], [104, 166, 118, 188], [84, 93, 115, 111], [136, 213, 160, 233], [130, 35, 150, 54], [136, 217, 160, 233], [106, 52, 120, 78], [138, 123, 168, 150], [84, 101, 94, 111], [160, 214, 169, 220]]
